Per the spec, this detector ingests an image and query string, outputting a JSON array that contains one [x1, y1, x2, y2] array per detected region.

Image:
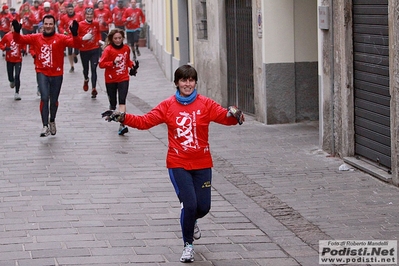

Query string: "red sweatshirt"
[[74, 4, 86, 18], [78, 20, 101, 51], [20, 12, 37, 31], [112, 6, 126, 27], [58, 13, 83, 34], [98, 44, 133, 83], [39, 8, 57, 21], [0, 12, 13, 32], [94, 8, 112, 32], [0, 31, 26, 63], [122, 7, 145, 30], [13, 32, 80, 76], [30, 6, 42, 25], [123, 94, 238, 170]]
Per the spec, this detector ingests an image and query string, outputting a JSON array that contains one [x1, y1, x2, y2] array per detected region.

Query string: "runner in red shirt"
[[20, 5, 36, 34], [59, 3, 83, 72], [0, 31, 26, 100], [101, 65, 244, 263], [78, 7, 102, 98], [98, 28, 138, 135], [112, 0, 126, 30], [0, 5, 13, 57], [9, 7, 20, 21], [39, 2, 57, 21], [30, 0, 42, 32], [122, 0, 145, 60], [54, 0, 68, 21], [94, 0, 112, 41], [12, 15, 81, 137], [0, 6, 13, 37], [74, 0, 86, 18]]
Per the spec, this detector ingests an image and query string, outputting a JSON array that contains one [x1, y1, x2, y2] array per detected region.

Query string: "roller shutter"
[[353, 0, 391, 168]]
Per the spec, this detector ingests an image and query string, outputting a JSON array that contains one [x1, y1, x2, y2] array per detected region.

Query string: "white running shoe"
[[40, 126, 50, 137], [193, 221, 201, 240], [14, 93, 21, 101], [180, 243, 194, 263], [49, 122, 56, 135]]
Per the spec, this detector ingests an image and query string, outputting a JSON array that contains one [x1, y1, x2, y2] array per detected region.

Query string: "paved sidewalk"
[[0, 48, 398, 266]]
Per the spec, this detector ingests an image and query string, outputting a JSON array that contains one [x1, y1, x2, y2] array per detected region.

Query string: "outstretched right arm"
[[102, 101, 167, 130]]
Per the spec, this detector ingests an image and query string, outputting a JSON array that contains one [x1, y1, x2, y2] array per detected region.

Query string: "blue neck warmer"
[[175, 89, 198, 105]]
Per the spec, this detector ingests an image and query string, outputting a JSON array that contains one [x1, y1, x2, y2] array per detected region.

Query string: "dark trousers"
[[80, 48, 99, 89], [37, 73, 63, 126], [168, 168, 212, 244], [6, 61, 22, 93], [106, 80, 129, 110]]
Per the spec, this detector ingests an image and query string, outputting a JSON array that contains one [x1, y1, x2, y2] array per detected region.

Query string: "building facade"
[[144, 0, 399, 186]]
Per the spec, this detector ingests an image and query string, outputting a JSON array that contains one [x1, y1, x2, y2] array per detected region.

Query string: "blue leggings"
[[168, 168, 212, 244]]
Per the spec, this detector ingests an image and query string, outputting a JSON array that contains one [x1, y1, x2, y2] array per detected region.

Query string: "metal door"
[[353, 0, 391, 168], [225, 0, 254, 114]]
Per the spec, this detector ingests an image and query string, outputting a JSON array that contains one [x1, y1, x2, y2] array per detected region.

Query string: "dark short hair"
[[42, 14, 56, 24], [174, 65, 198, 85], [85, 7, 94, 14]]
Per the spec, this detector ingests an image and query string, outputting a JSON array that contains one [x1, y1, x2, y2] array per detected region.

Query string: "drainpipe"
[[329, 0, 335, 156]]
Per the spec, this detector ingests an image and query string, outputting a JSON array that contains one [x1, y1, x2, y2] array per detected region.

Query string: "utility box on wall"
[[318, 6, 329, 30]]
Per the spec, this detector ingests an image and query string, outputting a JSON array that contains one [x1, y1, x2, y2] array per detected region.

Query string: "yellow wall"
[[165, 1, 172, 54], [172, 0, 180, 60]]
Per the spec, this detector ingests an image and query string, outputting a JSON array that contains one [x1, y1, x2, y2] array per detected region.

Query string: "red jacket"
[[30, 6, 42, 25], [20, 12, 37, 31], [10, 11, 20, 22], [74, 4, 86, 18], [94, 8, 112, 32], [58, 13, 83, 34], [78, 20, 101, 51], [112, 6, 126, 27], [39, 8, 57, 21], [122, 7, 145, 30], [0, 31, 26, 63], [123, 94, 238, 170], [99, 44, 134, 83], [0, 12, 13, 32], [13, 32, 80, 76]]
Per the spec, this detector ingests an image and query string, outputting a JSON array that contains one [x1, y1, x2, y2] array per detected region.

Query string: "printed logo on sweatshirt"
[[39, 44, 53, 68], [115, 52, 128, 75], [1, 18, 9, 28], [174, 111, 199, 150], [10, 40, 18, 57]]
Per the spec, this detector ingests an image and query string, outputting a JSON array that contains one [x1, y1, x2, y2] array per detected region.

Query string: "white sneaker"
[[180, 243, 194, 263], [49, 122, 56, 135], [40, 126, 50, 137], [14, 93, 21, 101], [193, 221, 201, 240]]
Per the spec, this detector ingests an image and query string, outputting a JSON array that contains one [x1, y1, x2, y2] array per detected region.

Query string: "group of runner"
[[0, 0, 144, 136]]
